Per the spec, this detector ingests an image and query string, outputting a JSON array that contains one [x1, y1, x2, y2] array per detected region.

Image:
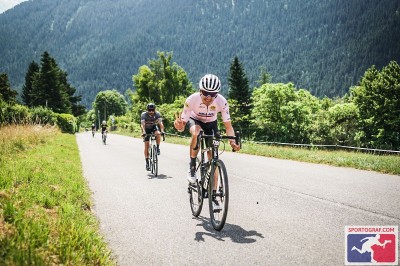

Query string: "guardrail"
[[164, 132, 400, 155], [244, 140, 400, 155]]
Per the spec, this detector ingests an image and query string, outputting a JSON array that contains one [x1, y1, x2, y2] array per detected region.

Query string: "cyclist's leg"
[[188, 120, 203, 158], [144, 140, 150, 158], [144, 129, 151, 169], [189, 127, 202, 161], [186, 119, 202, 182], [203, 120, 219, 190], [154, 126, 161, 144], [153, 126, 161, 154]]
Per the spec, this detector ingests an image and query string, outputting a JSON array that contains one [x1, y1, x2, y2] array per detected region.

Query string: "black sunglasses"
[[201, 90, 218, 98], [148, 109, 155, 112]]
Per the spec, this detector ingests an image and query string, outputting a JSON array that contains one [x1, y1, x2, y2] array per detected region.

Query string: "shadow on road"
[[193, 216, 264, 243], [147, 173, 173, 180]]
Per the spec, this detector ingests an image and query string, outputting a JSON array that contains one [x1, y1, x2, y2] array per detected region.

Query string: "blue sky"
[[0, 0, 28, 14]]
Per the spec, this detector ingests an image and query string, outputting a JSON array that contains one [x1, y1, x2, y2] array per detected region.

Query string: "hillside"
[[0, 0, 399, 107]]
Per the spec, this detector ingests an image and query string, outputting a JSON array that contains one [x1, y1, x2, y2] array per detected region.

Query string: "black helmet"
[[147, 103, 156, 110]]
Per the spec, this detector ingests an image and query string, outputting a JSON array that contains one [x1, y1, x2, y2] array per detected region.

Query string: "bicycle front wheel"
[[208, 159, 229, 231], [189, 179, 203, 217], [152, 145, 158, 176]]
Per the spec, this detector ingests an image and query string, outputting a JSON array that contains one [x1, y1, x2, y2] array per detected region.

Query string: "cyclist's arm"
[[223, 120, 240, 151], [175, 99, 191, 132], [140, 120, 146, 133], [159, 120, 165, 132], [156, 113, 165, 132], [223, 121, 235, 137]]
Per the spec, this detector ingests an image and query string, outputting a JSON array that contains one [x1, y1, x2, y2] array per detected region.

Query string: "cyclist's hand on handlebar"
[[229, 139, 241, 152], [174, 112, 185, 132]]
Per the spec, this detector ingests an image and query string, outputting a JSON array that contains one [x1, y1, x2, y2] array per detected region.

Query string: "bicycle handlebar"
[[142, 132, 166, 141], [194, 130, 241, 152]]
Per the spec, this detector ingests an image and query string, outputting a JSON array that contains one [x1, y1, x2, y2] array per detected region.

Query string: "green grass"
[[115, 129, 400, 175], [241, 141, 400, 175], [0, 125, 115, 265]]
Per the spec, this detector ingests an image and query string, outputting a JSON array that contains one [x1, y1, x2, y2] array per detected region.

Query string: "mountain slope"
[[1, 0, 399, 107]]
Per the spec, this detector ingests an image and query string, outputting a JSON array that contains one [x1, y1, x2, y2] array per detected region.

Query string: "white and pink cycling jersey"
[[181, 92, 231, 123]]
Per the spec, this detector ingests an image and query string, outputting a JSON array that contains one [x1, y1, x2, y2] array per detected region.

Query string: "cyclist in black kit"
[[141, 103, 165, 171], [101, 120, 107, 135], [91, 123, 96, 136]]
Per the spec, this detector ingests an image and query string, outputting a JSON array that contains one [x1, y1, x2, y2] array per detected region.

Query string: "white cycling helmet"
[[199, 74, 221, 92]]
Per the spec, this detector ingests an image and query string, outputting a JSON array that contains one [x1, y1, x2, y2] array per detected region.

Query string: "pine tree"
[[257, 67, 272, 86], [22, 61, 40, 106], [227, 56, 252, 131], [0, 73, 18, 104], [351, 60, 400, 149], [30, 51, 84, 114]]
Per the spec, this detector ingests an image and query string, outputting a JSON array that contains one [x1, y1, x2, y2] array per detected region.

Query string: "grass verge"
[[0, 125, 115, 265]]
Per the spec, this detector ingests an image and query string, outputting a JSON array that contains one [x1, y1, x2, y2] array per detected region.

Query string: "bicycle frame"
[[189, 130, 241, 231], [143, 132, 165, 176], [195, 130, 240, 184]]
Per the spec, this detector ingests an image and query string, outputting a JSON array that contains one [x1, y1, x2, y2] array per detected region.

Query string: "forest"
[[0, 0, 399, 107], [2, 51, 398, 151]]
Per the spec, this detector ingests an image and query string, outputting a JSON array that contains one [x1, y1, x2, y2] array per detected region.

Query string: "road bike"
[[102, 130, 107, 145], [188, 130, 241, 231], [143, 132, 165, 176], [92, 128, 95, 137]]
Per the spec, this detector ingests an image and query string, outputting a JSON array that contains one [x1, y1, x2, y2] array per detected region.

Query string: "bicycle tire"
[[189, 182, 203, 217], [152, 145, 158, 176], [149, 146, 153, 172], [208, 159, 229, 231], [102, 133, 107, 145]]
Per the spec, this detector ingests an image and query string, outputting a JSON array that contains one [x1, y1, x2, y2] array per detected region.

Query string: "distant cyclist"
[[101, 120, 107, 136], [91, 123, 96, 135], [141, 103, 165, 171], [173, 74, 240, 184]]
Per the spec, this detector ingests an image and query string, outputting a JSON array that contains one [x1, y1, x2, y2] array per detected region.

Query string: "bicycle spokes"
[[208, 160, 229, 231], [189, 181, 203, 217]]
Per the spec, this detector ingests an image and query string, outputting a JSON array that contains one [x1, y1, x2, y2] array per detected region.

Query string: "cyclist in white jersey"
[[174, 74, 240, 184]]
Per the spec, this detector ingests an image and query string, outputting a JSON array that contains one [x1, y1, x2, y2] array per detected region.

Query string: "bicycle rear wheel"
[[208, 159, 229, 231], [152, 145, 158, 176]]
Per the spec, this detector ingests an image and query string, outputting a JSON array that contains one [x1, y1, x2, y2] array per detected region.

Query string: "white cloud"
[[0, 0, 29, 14]]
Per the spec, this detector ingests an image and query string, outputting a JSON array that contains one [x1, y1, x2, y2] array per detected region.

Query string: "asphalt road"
[[76, 132, 400, 265]]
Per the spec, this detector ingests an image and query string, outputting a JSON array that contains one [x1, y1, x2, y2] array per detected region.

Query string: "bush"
[[29, 106, 57, 125], [57, 114, 77, 133], [0, 102, 30, 125]]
